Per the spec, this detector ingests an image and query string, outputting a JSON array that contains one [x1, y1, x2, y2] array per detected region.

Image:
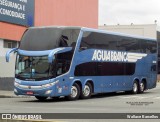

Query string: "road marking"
[[119, 95, 160, 100], [153, 97, 160, 99], [119, 96, 152, 99], [0, 105, 113, 112], [136, 96, 149, 99], [119, 96, 138, 99]]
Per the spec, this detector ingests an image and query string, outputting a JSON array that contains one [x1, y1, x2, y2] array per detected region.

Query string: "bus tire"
[[81, 82, 92, 99], [67, 83, 80, 101], [35, 96, 48, 101], [139, 81, 145, 93], [131, 81, 138, 94]]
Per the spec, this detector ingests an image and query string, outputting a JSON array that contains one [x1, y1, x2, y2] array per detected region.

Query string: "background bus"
[[6, 26, 157, 101]]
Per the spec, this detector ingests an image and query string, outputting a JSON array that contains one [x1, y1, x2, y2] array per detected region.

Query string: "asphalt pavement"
[[0, 82, 160, 98], [0, 83, 159, 122], [0, 90, 17, 98]]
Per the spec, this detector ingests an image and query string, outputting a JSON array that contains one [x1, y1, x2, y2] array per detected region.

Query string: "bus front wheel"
[[67, 83, 80, 101], [81, 82, 92, 99], [35, 96, 48, 101]]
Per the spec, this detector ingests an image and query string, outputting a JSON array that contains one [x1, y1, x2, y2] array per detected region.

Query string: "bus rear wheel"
[[35, 96, 48, 101], [139, 81, 145, 93], [81, 82, 92, 99], [67, 83, 80, 101], [131, 81, 138, 94]]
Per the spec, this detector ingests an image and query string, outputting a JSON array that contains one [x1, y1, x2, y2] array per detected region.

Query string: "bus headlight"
[[42, 80, 59, 88], [42, 82, 56, 88], [14, 88, 18, 93], [45, 90, 52, 94], [14, 82, 19, 87]]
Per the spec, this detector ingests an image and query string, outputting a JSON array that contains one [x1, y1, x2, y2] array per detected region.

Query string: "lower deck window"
[[74, 62, 135, 76]]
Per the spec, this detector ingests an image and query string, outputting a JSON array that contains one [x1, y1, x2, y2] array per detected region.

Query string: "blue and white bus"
[[6, 26, 157, 101]]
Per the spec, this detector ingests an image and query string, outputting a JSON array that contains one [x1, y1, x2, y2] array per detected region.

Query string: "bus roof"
[[28, 26, 156, 41], [29, 26, 82, 30], [81, 27, 156, 41]]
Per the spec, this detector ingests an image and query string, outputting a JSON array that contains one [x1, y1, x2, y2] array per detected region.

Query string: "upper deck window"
[[20, 28, 80, 51], [80, 31, 157, 54]]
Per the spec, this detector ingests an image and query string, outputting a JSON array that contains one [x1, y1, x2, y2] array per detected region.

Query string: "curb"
[[0, 95, 31, 98], [0, 95, 16, 98]]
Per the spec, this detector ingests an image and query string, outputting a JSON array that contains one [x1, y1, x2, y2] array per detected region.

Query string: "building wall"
[[0, 39, 16, 77], [99, 24, 157, 39], [35, 0, 98, 28], [0, 22, 27, 41], [0, 39, 6, 57]]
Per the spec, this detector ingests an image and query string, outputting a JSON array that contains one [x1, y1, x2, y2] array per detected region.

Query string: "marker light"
[[14, 88, 18, 93], [45, 90, 52, 94], [14, 82, 19, 87]]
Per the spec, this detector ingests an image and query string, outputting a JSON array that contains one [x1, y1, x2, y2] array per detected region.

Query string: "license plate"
[[26, 91, 33, 95]]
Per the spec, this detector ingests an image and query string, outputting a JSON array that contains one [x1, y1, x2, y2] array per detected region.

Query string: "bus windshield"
[[15, 55, 53, 81]]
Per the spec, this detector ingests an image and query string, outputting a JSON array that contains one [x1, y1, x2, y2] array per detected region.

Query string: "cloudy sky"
[[99, 0, 160, 25]]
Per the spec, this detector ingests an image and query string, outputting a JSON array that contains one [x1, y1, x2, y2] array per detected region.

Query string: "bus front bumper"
[[14, 87, 55, 97], [14, 83, 56, 97]]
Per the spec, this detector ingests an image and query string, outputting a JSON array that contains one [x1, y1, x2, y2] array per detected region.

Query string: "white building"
[[99, 24, 158, 39], [99, 24, 160, 74], [0, 39, 18, 77]]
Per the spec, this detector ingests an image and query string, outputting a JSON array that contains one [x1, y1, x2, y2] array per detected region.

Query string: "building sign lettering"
[[0, 0, 34, 26]]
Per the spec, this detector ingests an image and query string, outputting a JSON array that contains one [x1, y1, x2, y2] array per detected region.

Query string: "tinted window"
[[52, 51, 73, 76], [98, 62, 135, 76], [80, 31, 157, 54], [80, 32, 117, 50], [74, 62, 97, 76], [20, 28, 80, 51], [157, 31, 160, 73], [74, 62, 135, 76], [117, 38, 140, 52]]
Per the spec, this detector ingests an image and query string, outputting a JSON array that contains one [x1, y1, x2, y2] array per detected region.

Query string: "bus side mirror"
[[6, 48, 18, 62], [48, 47, 72, 63]]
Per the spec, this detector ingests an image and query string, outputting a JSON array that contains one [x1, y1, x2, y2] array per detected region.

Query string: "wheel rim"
[[71, 86, 78, 98], [133, 82, 138, 93], [83, 85, 90, 97], [140, 82, 144, 91]]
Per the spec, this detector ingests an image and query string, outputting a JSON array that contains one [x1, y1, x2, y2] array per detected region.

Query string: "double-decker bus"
[[6, 26, 157, 101]]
